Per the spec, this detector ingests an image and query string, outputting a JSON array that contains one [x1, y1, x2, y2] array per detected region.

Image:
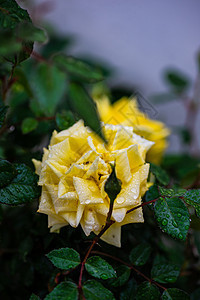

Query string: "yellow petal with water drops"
[[61, 203, 85, 227], [46, 160, 68, 178], [131, 132, 154, 159], [112, 208, 127, 223], [99, 222, 121, 247], [49, 138, 79, 167], [127, 144, 144, 170], [81, 208, 101, 236], [114, 171, 141, 209], [58, 176, 75, 198], [54, 196, 78, 214], [32, 159, 42, 176], [66, 163, 86, 178], [73, 177, 104, 205], [112, 126, 134, 150], [48, 214, 67, 228], [50, 130, 58, 146], [86, 156, 109, 181], [121, 206, 144, 226], [38, 186, 55, 216], [115, 149, 131, 184]]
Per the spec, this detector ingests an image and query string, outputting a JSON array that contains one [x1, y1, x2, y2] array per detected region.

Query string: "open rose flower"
[[96, 96, 170, 164], [33, 120, 154, 247]]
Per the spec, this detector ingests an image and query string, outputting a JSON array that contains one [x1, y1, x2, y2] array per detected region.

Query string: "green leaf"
[[161, 288, 190, 300], [0, 30, 21, 55], [120, 279, 137, 300], [108, 265, 131, 287], [154, 195, 190, 240], [21, 117, 38, 134], [0, 163, 40, 205], [85, 256, 116, 280], [0, 0, 33, 63], [164, 69, 190, 93], [183, 189, 200, 218], [69, 82, 105, 141], [45, 281, 78, 300], [151, 262, 180, 283], [104, 165, 121, 203], [129, 243, 152, 266], [150, 163, 170, 186], [0, 159, 17, 188], [29, 62, 66, 116], [46, 247, 80, 270], [29, 294, 40, 300], [17, 22, 47, 43], [56, 111, 76, 130], [0, 105, 8, 128], [82, 280, 115, 300], [136, 282, 160, 300], [53, 54, 104, 83]]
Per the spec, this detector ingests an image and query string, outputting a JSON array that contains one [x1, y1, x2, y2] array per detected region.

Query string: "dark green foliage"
[[0, 0, 32, 63], [56, 111, 76, 130], [164, 69, 190, 93], [129, 242, 152, 266], [69, 82, 105, 141], [53, 54, 104, 83], [29, 62, 67, 117], [0, 158, 17, 188], [136, 282, 160, 300], [150, 163, 170, 186], [154, 196, 190, 240], [47, 248, 81, 270], [85, 256, 116, 279], [183, 189, 200, 217], [0, 105, 8, 128], [108, 265, 131, 287], [0, 163, 40, 205], [161, 288, 190, 300], [120, 279, 137, 299], [151, 261, 180, 283], [45, 281, 78, 300], [82, 280, 115, 300], [21, 117, 39, 134]]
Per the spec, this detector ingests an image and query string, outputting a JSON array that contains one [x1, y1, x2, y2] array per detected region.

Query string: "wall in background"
[[21, 0, 200, 152]]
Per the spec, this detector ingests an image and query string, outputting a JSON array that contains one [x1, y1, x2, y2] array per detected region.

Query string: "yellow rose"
[[33, 120, 153, 247], [96, 96, 170, 164]]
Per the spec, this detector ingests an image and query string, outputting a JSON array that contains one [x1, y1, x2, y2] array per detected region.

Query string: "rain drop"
[[178, 233, 183, 240], [177, 213, 181, 218], [162, 219, 168, 226], [117, 197, 125, 204]]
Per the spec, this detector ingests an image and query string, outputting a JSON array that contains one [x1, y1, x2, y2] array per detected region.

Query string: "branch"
[[91, 250, 167, 291]]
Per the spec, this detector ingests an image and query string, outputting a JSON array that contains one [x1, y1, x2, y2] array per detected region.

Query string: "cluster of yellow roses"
[[33, 97, 170, 247]]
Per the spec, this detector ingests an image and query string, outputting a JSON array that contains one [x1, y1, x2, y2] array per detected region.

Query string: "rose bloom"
[[33, 120, 154, 247], [95, 96, 170, 164]]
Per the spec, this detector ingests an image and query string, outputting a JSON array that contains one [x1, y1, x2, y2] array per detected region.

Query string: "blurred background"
[[19, 0, 200, 152]]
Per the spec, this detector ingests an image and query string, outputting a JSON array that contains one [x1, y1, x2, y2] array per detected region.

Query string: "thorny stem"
[[91, 250, 167, 291]]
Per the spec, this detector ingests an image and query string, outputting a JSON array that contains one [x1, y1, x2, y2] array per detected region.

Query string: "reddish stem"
[[91, 250, 167, 291], [126, 198, 158, 215]]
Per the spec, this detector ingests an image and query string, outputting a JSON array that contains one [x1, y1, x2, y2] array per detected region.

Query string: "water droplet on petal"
[[117, 197, 125, 204]]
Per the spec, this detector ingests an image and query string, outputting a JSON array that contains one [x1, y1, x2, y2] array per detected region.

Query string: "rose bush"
[[33, 120, 153, 247]]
